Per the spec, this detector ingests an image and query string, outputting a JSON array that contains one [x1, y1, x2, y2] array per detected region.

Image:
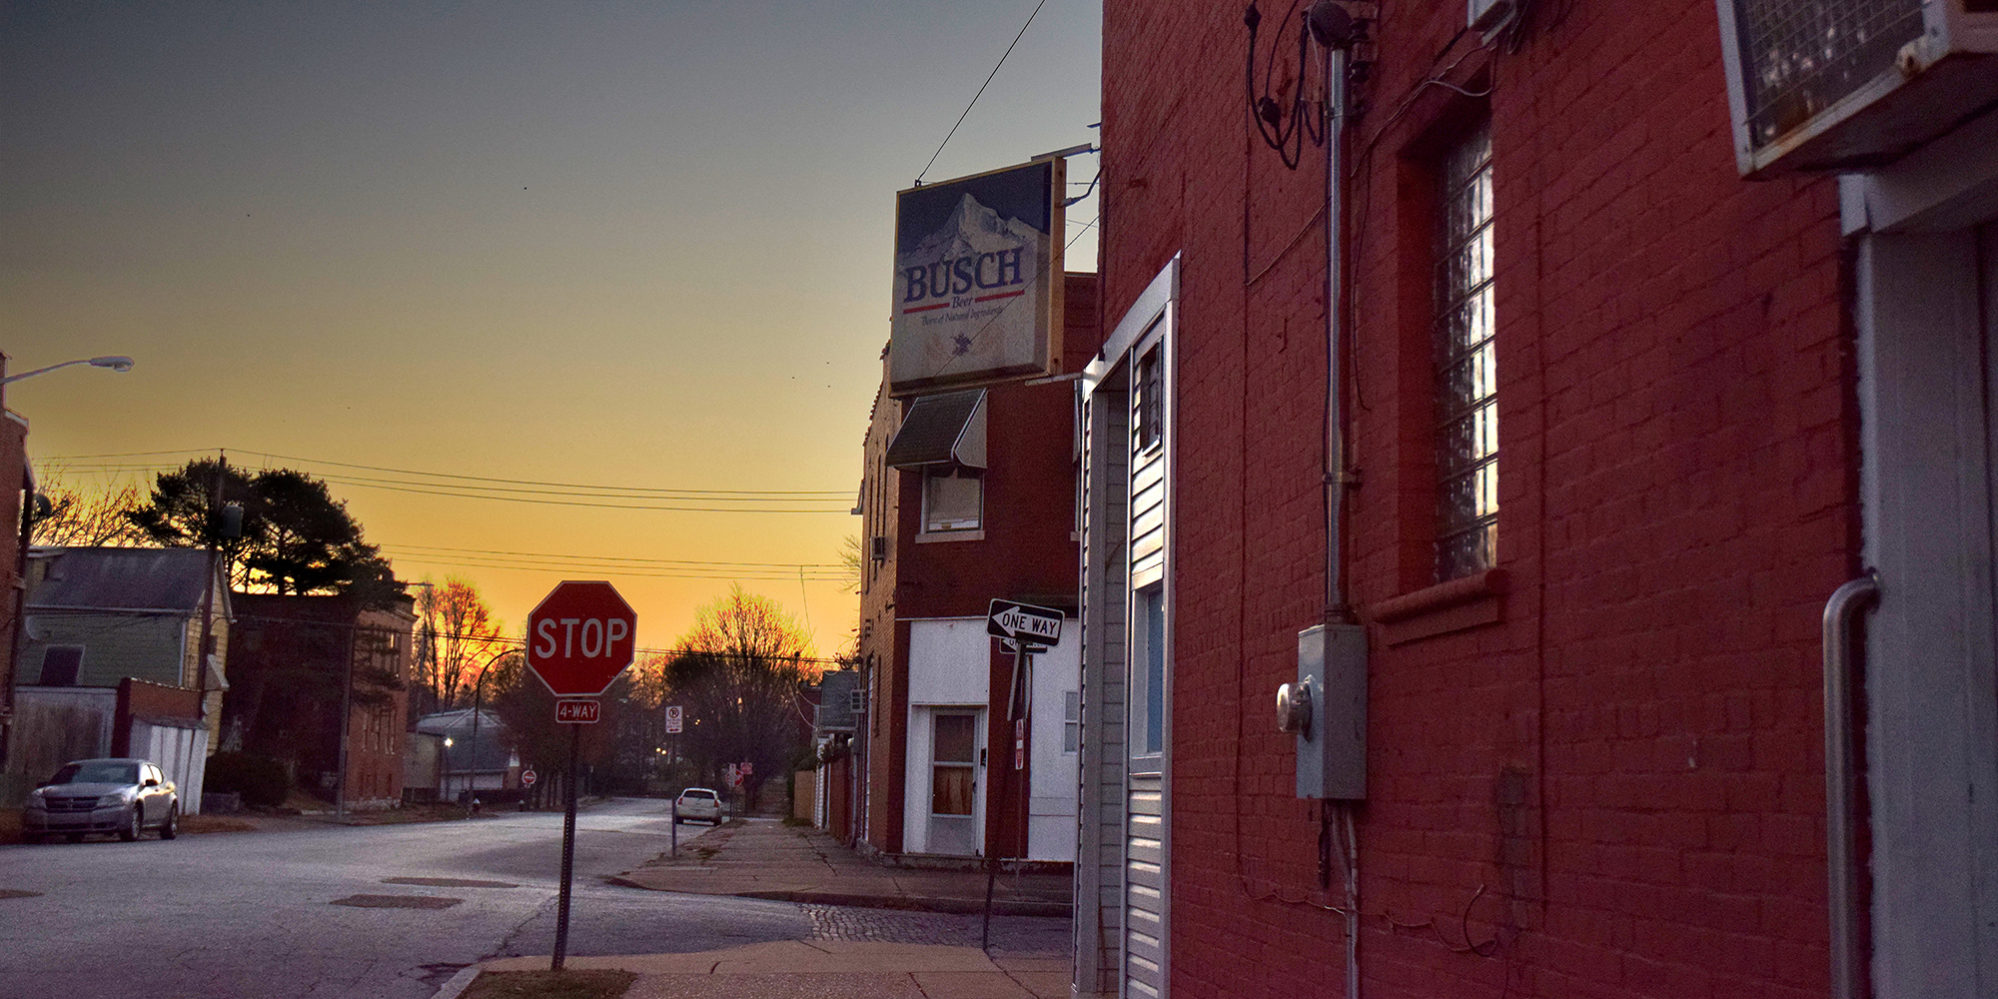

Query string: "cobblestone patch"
[[803, 904, 978, 944], [802, 904, 1071, 957]]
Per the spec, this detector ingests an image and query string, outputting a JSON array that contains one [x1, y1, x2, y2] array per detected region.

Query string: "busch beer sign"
[[890, 158, 1065, 397]]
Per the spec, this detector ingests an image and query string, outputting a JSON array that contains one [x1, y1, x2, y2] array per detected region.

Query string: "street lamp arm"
[[464, 647, 520, 818], [0, 355, 136, 385]]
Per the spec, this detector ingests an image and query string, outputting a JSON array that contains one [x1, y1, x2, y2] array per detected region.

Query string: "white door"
[[928, 709, 983, 856]]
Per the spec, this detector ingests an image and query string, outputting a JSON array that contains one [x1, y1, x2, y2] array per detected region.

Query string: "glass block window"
[[1434, 122, 1496, 580]]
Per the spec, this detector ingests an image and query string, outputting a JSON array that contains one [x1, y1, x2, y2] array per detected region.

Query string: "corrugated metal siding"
[[1125, 776, 1167, 998], [1123, 330, 1170, 999], [1077, 380, 1133, 997]]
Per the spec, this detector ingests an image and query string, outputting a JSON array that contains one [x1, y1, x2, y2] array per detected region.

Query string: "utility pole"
[[335, 620, 356, 822], [194, 453, 238, 736]]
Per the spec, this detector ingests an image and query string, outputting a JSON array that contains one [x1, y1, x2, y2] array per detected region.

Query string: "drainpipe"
[[1823, 572, 1879, 999]]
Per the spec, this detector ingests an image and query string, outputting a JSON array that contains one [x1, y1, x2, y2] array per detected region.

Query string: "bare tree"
[[661, 586, 817, 801], [425, 577, 507, 709], [28, 470, 147, 547]]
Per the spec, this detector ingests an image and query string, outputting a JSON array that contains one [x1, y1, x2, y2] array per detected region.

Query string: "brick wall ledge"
[[1369, 569, 1508, 645]]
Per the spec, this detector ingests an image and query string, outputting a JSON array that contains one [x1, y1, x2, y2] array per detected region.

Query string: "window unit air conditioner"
[[1716, 0, 1998, 176]]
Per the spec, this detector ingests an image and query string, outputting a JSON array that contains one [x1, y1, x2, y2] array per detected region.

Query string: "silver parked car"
[[23, 758, 179, 843], [673, 786, 722, 825]]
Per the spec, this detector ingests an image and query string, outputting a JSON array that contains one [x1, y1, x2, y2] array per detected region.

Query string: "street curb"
[[430, 964, 481, 999], [602, 877, 1070, 918]]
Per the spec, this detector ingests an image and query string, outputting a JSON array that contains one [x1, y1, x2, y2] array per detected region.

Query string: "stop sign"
[[526, 580, 638, 697]]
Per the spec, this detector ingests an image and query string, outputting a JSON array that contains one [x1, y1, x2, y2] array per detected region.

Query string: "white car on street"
[[674, 787, 722, 824], [24, 758, 180, 843]]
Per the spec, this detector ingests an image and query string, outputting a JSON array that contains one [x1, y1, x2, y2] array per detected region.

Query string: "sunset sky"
[[0, 1, 1101, 654]]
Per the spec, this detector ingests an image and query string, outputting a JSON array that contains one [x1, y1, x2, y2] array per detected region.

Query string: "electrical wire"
[[913, 0, 1051, 186], [43, 449, 851, 499], [384, 543, 842, 570]]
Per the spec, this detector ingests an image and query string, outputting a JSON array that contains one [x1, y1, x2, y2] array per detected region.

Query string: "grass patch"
[[462, 970, 636, 999]]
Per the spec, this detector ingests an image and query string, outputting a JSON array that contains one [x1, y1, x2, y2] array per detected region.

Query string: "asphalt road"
[[0, 798, 809, 998]]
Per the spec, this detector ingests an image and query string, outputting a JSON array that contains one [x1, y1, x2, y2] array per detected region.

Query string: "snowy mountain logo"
[[896, 193, 1041, 316]]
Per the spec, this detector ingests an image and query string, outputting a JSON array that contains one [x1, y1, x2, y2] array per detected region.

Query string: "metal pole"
[[336, 621, 354, 822], [982, 641, 1027, 950], [1824, 572, 1880, 999], [552, 723, 581, 971], [467, 684, 482, 819]]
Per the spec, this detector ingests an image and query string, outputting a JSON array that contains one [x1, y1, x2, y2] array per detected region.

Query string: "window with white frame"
[[1434, 121, 1497, 580], [922, 467, 982, 533], [1063, 690, 1081, 753]]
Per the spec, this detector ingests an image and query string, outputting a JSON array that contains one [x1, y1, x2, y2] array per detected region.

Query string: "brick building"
[[852, 272, 1099, 861], [225, 592, 416, 809], [1075, 3, 1997, 998]]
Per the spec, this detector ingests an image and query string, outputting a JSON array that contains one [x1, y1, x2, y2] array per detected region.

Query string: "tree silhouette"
[[661, 587, 817, 802], [124, 459, 398, 606]]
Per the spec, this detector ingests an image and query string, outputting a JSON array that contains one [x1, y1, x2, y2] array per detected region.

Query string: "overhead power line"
[[41, 447, 855, 515], [913, 0, 1051, 185]]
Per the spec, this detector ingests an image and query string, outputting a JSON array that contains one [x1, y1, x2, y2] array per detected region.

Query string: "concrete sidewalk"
[[450, 940, 1068, 998], [611, 818, 1072, 917]]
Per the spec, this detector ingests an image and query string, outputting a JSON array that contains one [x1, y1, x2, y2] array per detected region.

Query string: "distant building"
[[6, 546, 228, 807], [413, 708, 515, 802], [851, 272, 1099, 862], [225, 592, 415, 809], [810, 668, 861, 834]]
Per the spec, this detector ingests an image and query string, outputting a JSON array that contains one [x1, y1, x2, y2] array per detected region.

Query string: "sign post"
[[527, 580, 637, 972], [980, 599, 1064, 948]]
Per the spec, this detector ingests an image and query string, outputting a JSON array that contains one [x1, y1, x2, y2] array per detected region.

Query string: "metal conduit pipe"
[[1822, 571, 1880, 999], [1315, 11, 1358, 997]]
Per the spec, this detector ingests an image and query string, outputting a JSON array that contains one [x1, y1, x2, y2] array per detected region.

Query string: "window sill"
[[915, 530, 985, 544], [1370, 568, 1508, 646]]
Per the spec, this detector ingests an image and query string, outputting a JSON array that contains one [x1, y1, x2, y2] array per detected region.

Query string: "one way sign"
[[987, 599, 1064, 648]]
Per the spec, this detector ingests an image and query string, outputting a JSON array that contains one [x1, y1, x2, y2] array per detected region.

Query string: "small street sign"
[[724, 763, 740, 787], [555, 699, 601, 724], [739, 760, 753, 776], [987, 598, 1063, 647], [1014, 718, 1026, 770], [665, 704, 683, 734], [521, 769, 537, 787], [527, 580, 639, 697]]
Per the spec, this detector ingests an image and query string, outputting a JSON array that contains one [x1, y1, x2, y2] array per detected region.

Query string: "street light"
[[465, 648, 517, 819], [0, 355, 135, 385]]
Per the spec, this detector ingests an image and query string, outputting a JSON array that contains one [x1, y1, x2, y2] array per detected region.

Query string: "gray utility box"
[[1296, 624, 1367, 800]]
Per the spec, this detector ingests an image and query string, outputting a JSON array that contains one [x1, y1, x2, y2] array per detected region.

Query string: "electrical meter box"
[[1296, 623, 1367, 799]]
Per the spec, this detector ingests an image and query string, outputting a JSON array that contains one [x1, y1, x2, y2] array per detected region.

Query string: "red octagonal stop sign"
[[526, 580, 638, 697]]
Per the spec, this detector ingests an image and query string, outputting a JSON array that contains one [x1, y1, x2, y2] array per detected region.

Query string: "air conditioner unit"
[[1716, 0, 1998, 176], [870, 536, 887, 561]]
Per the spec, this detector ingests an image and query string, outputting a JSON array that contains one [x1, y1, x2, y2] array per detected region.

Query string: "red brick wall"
[[1101, 2, 1852, 996]]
